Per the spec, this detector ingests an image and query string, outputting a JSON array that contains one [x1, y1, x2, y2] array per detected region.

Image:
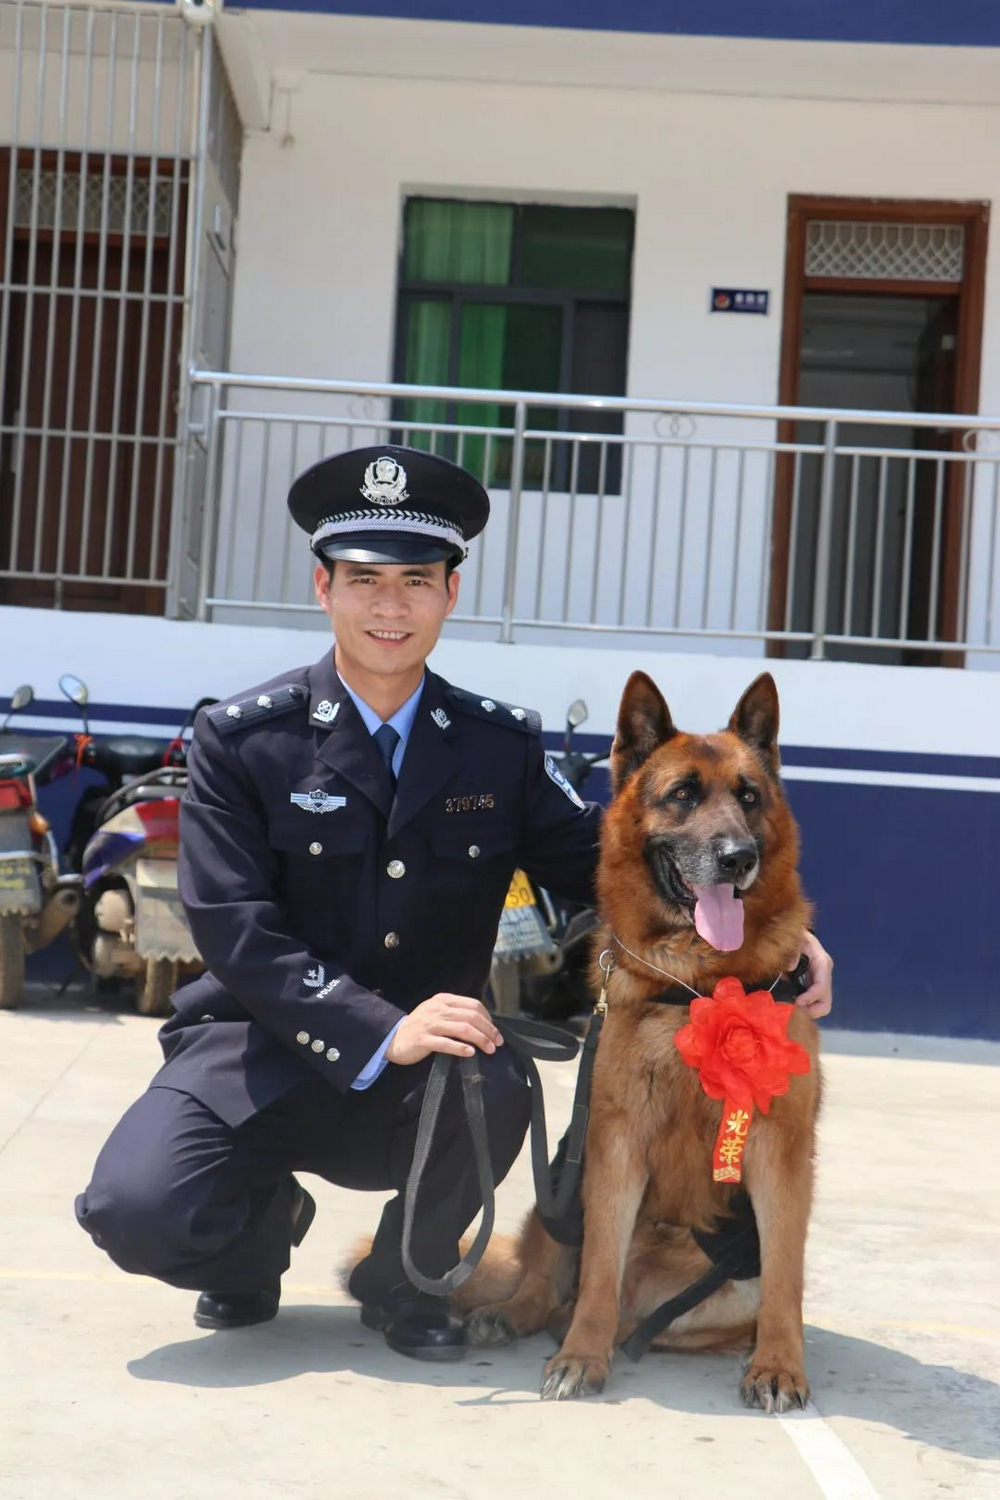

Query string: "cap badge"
[[431, 707, 451, 730], [360, 456, 409, 507], [290, 790, 347, 814], [313, 700, 339, 725]]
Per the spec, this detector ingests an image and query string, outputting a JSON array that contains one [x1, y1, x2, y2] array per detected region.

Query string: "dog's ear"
[[611, 671, 677, 793], [728, 673, 780, 767]]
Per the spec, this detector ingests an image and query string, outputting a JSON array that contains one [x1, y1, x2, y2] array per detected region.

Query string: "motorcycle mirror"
[[1, 684, 34, 732], [566, 699, 588, 729], [59, 674, 89, 707]]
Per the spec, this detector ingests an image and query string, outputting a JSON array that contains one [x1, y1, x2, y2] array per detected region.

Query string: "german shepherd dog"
[[459, 670, 821, 1409]]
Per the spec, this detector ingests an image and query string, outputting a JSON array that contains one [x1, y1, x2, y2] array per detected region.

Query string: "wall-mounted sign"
[[711, 288, 769, 314]]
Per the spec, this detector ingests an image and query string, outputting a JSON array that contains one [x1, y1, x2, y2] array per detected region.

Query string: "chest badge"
[[291, 790, 347, 814], [313, 700, 339, 725]]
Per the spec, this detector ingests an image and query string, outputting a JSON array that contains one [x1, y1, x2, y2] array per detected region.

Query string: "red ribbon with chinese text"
[[674, 976, 811, 1185]]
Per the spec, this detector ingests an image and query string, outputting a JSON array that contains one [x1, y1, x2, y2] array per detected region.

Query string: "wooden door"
[[769, 196, 988, 665]]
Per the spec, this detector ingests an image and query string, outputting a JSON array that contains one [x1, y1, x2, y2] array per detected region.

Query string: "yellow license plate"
[[504, 870, 536, 909]]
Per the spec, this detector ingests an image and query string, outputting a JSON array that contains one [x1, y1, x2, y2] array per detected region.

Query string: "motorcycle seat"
[[93, 738, 169, 776]]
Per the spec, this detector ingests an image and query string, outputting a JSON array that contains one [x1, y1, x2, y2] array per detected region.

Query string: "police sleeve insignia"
[[545, 753, 585, 810]]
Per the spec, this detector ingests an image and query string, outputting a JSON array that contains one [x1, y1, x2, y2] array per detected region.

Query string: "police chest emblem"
[[291, 790, 347, 814], [313, 700, 339, 725], [361, 456, 408, 506], [545, 754, 585, 810]]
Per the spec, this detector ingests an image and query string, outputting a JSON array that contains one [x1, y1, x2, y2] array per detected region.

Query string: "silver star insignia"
[[510, 708, 526, 721], [257, 695, 272, 709], [481, 699, 496, 712], [226, 704, 242, 719]]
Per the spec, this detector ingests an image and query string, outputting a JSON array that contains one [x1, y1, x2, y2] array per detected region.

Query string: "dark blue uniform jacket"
[[153, 651, 602, 1127]]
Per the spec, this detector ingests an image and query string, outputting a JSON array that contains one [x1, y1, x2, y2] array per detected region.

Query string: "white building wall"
[[217, 53, 1000, 652]]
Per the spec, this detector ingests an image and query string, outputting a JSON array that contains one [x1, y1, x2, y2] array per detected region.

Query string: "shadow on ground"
[[128, 1307, 1000, 1461]]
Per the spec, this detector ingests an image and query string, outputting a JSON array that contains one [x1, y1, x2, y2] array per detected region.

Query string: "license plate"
[[0, 856, 40, 913], [504, 870, 536, 909]]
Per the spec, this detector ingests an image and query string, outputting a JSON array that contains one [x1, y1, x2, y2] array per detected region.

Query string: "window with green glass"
[[393, 198, 634, 491]]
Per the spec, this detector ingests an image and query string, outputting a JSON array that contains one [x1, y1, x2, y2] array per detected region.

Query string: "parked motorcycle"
[[0, 686, 80, 1009], [489, 699, 609, 1019], [61, 676, 216, 1016]]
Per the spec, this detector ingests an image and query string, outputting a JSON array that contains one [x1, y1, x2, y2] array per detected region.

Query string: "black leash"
[[401, 1014, 587, 1295]]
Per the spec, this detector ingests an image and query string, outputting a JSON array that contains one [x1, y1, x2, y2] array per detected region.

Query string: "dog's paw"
[[465, 1308, 517, 1348], [740, 1354, 810, 1413], [540, 1353, 609, 1401]]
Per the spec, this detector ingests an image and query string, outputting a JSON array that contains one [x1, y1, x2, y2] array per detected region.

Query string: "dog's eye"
[[669, 786, 692, 803], [739, 787, 759, 807]]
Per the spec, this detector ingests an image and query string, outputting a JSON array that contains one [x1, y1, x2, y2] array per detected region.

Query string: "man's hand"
[[385, 994, 504, 1066], [790, 929, 833, 1019]]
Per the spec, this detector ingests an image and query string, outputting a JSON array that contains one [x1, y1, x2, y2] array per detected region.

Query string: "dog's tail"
[[339, 1233, 522, 1310]]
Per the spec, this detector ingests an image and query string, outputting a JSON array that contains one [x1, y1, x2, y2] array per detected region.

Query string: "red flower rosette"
[[674, 976, 811, 1183]]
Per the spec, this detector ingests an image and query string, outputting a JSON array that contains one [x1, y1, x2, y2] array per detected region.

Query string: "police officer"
[[75, 444, 834, 1362]]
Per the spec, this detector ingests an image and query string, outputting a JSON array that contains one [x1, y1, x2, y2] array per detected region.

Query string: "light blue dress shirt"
[[338, 673, 424, 1090]]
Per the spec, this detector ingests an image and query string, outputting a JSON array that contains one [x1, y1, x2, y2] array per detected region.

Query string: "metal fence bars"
[[190, 370, 1000, 664], [0, 1, 239, 615]]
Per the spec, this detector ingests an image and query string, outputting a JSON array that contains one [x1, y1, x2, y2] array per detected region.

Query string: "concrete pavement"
[[1, 989, 998, 1500]]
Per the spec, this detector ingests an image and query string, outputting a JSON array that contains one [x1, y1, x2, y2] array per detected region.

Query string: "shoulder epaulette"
[[206, 682, 308, 737], [445, 686, 542, 736]]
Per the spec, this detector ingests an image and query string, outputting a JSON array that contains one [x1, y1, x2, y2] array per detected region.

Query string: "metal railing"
[[186, 370, 1000, 664]]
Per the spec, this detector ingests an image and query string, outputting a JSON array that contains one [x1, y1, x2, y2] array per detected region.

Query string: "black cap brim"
[[315, 532, 462, 565]]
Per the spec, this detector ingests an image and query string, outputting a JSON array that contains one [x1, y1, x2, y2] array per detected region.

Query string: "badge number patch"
[[291, 791, 347, 814], [545, 754, 585, 810]]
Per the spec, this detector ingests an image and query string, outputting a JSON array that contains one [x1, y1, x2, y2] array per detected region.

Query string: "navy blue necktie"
[[373, 723, 400, 786]]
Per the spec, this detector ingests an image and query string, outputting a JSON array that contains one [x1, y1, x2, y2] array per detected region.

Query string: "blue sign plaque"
[[711, 288, 769, 315]]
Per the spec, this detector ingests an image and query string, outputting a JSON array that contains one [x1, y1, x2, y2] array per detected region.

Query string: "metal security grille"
[[15, 166, 177, 235], [805, 220, 965, 282], [0, 1, 201, 611]]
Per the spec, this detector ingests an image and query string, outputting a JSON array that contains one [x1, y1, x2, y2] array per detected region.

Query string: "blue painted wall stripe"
[[227, 2, 1000, 49]]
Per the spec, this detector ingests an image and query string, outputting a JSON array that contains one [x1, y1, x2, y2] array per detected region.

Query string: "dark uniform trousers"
[[76, 1044, 529, 1299], [74, 654, 600, 1304]]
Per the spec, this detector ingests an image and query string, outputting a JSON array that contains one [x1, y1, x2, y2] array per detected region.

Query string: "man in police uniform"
[[75, 445, 833, 1362]]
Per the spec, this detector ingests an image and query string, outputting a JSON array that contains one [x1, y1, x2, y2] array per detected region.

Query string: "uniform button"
[[386, 859, 405, 879], [384, 931, 400, 949], [311, 1038, 325, 1053], [372, 988, 384, 997], [326, 1047, 340, 1062], [308, 841, 323, 856], [468, 845, 480, 859], [296, 1031, 310, 1045], [200, 1014, 214, 1023]]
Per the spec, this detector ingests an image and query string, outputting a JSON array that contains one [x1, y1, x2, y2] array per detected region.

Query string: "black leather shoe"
[[291, 1180, 316, 1247], [193, 1179, 316, 1330], [359, 1289, 466, 1362], [194, 1289, 279, 1329]]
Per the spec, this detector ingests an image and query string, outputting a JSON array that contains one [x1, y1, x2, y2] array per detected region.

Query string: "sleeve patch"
[[545, 753, 585, 809]]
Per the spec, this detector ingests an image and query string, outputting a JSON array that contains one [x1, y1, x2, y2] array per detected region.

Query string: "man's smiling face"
[[315, 559, 460, 685]]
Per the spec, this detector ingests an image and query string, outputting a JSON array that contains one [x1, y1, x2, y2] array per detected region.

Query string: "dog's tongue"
[[691, 884, 744, 952]]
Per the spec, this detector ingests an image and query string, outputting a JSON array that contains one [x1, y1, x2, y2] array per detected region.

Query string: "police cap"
[[287, 445, 490, 565]]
